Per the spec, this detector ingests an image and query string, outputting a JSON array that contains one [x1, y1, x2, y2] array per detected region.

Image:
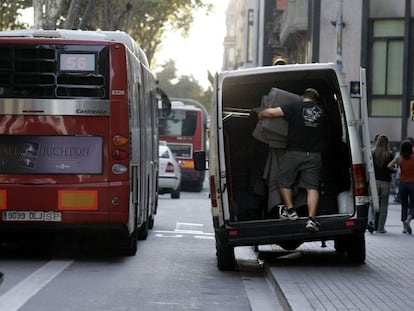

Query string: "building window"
[[370, 19, 404, 117]]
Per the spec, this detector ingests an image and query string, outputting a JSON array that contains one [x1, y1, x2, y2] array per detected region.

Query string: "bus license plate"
[[2, 211, 62, 222]]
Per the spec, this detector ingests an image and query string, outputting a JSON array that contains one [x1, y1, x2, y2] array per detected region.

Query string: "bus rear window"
[[0, 44, 109, 99]]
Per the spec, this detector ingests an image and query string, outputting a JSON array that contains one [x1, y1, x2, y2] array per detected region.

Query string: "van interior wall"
[[223, 83, 351, 222]]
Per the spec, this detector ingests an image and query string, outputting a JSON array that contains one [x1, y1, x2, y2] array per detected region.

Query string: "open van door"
[[360, 68, 379, 214]]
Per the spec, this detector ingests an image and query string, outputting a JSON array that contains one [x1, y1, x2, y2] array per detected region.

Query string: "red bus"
[[159, 99, 206, 192], [0, 30, 170, 255]]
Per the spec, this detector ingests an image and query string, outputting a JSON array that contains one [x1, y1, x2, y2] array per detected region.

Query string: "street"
[[0, 186, 279, 311], [1, 187, 412, 311]]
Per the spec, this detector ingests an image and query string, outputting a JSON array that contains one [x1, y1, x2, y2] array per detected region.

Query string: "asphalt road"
[[0, 188, 281, 311]]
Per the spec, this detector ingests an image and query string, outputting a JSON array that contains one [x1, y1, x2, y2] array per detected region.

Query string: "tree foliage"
[[0, 1, 31, 30], [156, 59, 212, 113], [29, 0, 212, 66]]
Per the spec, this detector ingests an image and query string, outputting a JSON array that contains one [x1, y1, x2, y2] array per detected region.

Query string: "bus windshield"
[[159, 110, 197, 136]]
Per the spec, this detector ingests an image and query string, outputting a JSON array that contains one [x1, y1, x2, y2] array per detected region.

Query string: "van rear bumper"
[[215, 216, 368, 247]]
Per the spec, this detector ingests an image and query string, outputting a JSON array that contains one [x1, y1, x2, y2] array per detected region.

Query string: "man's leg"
[[307, 189, 319, 218], [279, 187, 293, 208], [279, 187, 298, 220]]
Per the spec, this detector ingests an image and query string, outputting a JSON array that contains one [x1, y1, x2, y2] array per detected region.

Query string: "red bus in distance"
[[159, 100, 207, 192]]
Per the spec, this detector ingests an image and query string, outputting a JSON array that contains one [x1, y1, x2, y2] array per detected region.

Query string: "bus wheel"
[[138, 219, 149, 240], [119, 231, 137, 256], [171, 187, 180, 199], [216, 241, 236, 271], [148, 214, 155, 229]]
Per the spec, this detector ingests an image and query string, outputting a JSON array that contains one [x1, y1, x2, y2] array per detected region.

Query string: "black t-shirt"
[[373, 152, 394, 182], [279, 100, 328, 152]]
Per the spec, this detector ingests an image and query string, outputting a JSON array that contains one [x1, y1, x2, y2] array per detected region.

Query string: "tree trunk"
[[45, 0, 64, 29], [64, 0, 82, 29], [78, 0, 95, 30], [33, 0, 44, 29]]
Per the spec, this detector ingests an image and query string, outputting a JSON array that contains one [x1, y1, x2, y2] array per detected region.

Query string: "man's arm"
[[258, 107, 284, 120]]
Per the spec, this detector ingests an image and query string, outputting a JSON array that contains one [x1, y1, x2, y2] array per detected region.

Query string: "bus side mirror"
[[158, 88, 171, 118], [193, 151, 207, 170]]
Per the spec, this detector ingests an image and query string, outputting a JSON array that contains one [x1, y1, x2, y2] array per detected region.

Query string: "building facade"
[[222, 0, 414, 143]]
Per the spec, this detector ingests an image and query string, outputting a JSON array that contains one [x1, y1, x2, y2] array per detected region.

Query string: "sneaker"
[[404, 220, 412, 234], [281, 207, 298, 220], [306, 219, 320, 232]]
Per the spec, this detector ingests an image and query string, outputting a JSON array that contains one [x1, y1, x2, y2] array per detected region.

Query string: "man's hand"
[[258, 107, 284, 120]]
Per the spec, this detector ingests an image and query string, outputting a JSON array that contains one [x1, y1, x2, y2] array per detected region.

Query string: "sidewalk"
[[264, 199, 414, 311]]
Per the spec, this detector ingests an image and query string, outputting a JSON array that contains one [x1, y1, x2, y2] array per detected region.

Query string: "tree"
[[156, 59, 211, 113], [33, 0, 64, 29], [30, 0, 211, 66], [0, 1, 31, 30], [128, 0, 212, 66]]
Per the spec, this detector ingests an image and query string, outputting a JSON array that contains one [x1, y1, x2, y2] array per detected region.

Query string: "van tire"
[[346, 234, 366, 264], [278, 241, 302, 251], [336, 234, 366, 264], [216, 241, 236, 271]]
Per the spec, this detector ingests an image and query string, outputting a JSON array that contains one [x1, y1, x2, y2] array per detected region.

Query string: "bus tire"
[[148, 214, 155, 229], [137, 219, 149, 240], [120, 231, 137, 256], [171, 188, 180, 199], [216, 241, 236, 271]]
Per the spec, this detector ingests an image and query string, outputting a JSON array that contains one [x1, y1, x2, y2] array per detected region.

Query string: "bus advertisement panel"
[[159, 100, 206, 192], [0, 30, 170, 255]]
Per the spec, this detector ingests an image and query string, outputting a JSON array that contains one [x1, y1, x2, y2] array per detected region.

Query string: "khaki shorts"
[[277, 150, 321, 190]]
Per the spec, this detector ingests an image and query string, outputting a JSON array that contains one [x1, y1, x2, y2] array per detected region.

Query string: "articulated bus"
[[159, 99, 206, 192], [0, 29, 170, 255]]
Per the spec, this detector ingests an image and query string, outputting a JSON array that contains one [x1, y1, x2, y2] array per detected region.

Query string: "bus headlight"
[[112, 164, 128, 174]]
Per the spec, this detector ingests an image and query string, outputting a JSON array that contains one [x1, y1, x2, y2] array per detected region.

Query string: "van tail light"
[[166, 162, 175, 173], [353, 164, 367, 196], [209, 175, 218, 208]]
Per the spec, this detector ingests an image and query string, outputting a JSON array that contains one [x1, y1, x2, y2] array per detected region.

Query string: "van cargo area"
[[223, 68, 352, 221], [207, 65, 370, 270]]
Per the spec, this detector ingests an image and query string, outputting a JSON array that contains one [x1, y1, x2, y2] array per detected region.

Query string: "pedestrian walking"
[[367, 134, 394, 233], [258, 88, 328, 232], [388, 140, 414, 234]]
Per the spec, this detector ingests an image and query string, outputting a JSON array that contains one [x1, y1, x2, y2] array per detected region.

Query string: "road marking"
[[153, 229, 214, 236], [154, 234, 183, 238], [0, 259, 74, 311], [175, 222, 204, 232]]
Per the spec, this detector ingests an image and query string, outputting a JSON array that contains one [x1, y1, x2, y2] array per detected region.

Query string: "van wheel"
[[346, 234, 366, 264], [336, 234, 366, 263], [278, 241, 302, 251], [216, 241, 236, 271]]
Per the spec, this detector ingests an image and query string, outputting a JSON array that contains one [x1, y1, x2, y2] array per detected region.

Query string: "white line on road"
[[0, 259, 74, 311]]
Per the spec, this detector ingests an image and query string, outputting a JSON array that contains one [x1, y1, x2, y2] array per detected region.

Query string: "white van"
[[195, 63, 371, 270]]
